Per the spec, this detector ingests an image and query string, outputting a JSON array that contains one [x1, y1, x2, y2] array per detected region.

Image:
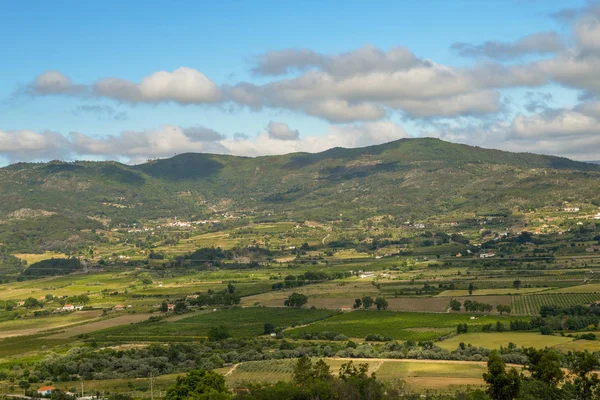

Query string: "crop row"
[[510, 293, 600, 315]]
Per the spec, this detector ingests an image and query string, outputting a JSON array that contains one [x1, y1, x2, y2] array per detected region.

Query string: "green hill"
[[0, 138, 599, 252]]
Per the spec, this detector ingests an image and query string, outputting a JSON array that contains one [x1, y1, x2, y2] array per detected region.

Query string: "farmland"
[[0, 193, 600, 397], [287, 310, 519, 341]]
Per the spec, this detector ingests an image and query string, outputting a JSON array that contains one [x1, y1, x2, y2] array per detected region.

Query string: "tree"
[[263, 323, 275, 335], [174, 301, 187, 314], [353, 298, 362, 309], [483, 350, 521, 400], [513, 279, 521, 290], [523, 348, 564, 391], [208, 326, 231, 341], [457, 323, 468, 334], [468, 282, 475, 296], [293, 356, 315, 385], [24, 297, 40, 308], [449, 298, 461, 311], [18, 380, 30, 394], [165, 369, 230, 400], [227, 282, 235, 294], [375, 297, 388, 310], [497, 304, 511, 315], [160, 301, 169, 313], [361, 296, 374, 309], [566, 350, 600, 400], [284, 292, 308, 308]]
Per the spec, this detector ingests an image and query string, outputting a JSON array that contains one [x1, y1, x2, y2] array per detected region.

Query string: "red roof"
[[38, 386, 55, 391]]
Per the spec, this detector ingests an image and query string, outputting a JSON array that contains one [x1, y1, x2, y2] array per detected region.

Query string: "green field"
[[511, 293, 600, 315], [91, 307, 339, 341], [287, 310, 520, 341]]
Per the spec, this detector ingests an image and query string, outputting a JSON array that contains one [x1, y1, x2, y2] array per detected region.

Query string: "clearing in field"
[[436, 332, 574, 351]]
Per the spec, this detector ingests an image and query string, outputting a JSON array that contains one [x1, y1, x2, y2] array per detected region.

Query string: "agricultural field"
[[437, 332, 575, 351], [221, 358, 489, 394], [90, 307, 340, 342], [287, 310, 519, 341], [511, 293, 600, 315]]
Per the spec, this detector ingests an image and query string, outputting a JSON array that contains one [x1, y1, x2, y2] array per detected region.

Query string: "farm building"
[[62, 304, 75, 311], [113, 304, 126, 311], [480, 252, 496, 259], [37, 386, 55, 396]]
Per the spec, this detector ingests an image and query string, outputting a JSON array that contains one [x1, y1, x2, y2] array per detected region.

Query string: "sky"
[[2, 0, 600, 164]]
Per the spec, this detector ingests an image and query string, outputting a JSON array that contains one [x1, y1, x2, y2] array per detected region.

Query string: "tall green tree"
[[483, 350, 521, 400], [165, 369, 230, 400]]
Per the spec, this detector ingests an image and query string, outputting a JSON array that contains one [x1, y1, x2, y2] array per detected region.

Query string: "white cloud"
[[266, 121, 299, 140], [0, 129, 72, 162], [0, 120, 409, 163], [26, 68, 221, 105]]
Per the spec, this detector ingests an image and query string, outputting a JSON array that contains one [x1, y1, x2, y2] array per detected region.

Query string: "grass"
[[436, 332, 574, 351], [91, 307, 340, 341], [287, 310, 521, 341]]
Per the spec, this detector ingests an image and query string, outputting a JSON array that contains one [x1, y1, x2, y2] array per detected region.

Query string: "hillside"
[[0, 138, 599, 252]]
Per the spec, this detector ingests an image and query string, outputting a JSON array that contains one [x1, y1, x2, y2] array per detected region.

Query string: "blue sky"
[[1, 0, 600, 164]]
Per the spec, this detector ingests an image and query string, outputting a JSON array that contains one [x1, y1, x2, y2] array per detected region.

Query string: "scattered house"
[[17, 301, 25, 307], [37, 386, 55, 396], [74, 305, 84, 310], [480, 252, 496, 259], [167, 303, 175, 312], [62, 304, 75, 311], [186, 294, 200, 300], [595, 213, 600, 220], [359, 272, 375, 279], [113, 304, 126, 311], [564, 207, 580, 212], [340, 306, 353, 312], [586, 245, 600, 252], [413, 223, 426, 229], [270, 333, 277, 337]]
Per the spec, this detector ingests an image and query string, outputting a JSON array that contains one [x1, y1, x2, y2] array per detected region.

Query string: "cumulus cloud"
[[27, 71, 87, 96], [266, 121, 299, 140], [427, 99, 600, 160], [94, 67, 221, 104], [231, 47, 508, 121], [222, 120, 408, 157], [0, 120, 409, 163], [24, 68, 221, 105], [451, 32, 564, 60], [0, 129, 72, 162]]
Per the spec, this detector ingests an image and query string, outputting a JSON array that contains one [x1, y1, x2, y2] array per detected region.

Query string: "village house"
[[586, 245, 600, 252], [113, 304, 126, 311], [62, 304, 75, 311], [37, 386, 55, 396], [167, 303, 175, 312], [480, 252, 496, 259]]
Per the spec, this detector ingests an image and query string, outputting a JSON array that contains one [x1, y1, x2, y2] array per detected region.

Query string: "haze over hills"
[[0, 138, 599, 253]]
